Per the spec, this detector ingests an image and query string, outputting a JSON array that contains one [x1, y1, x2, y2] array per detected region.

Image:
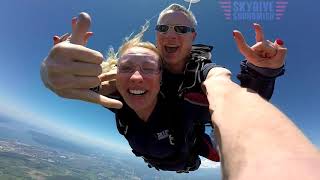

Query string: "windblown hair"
[[157, 3, 197, 28], [102, 22, 161, 73]]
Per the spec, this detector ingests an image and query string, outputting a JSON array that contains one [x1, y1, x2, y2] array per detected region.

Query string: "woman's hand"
[[233, 23, 287, 69]]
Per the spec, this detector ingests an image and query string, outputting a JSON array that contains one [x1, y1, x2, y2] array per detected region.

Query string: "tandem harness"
[[177, 44, 215, 107]]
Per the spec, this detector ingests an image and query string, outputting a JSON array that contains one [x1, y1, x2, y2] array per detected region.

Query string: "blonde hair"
[[102, 22, 161, 73], [157, 3, 197, 28]]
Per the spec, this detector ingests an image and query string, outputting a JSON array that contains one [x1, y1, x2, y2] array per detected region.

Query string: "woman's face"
[[116, 46, 161, 113]]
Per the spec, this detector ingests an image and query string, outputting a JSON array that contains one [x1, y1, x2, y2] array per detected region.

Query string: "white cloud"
[[200, 158, 221, 169]]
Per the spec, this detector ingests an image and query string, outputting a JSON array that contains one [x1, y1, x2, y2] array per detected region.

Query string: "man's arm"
[[203, 67, 320, 180], [41, 12, 122, 109]]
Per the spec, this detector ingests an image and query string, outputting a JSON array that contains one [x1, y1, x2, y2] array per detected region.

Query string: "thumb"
[[70, 12, 92, 45], [72, 89, 123, 109], [99, 95, 123, 109], [233, 30, 255, 59]]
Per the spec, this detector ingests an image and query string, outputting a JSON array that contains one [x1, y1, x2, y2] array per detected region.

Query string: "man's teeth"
[[129, 90, 146, 95], [166, 45, 178, 47]]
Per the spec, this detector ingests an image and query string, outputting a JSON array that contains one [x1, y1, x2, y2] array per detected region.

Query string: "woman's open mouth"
[[128, 89, 147, 95]]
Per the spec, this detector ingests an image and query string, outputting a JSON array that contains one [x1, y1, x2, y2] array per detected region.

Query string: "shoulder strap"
[[178, 44, 213, 97], [115, 104, 133, 136]]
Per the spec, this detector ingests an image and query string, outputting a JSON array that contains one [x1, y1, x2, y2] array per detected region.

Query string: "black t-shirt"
[[109, 95, 199, 171]]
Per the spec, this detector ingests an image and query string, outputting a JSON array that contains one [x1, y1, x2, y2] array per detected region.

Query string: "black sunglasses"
[[155, 25, 195, 34]]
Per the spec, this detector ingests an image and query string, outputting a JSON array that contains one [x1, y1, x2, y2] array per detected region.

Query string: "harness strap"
[[178, 44, 213, 98]]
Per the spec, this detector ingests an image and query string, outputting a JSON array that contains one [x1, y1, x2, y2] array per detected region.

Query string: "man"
[[151, 4, 286, 164], [155, 4, 285, 102]]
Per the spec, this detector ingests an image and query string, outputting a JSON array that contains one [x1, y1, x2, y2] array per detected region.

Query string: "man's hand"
[[41, 12, 122, 109], [233, 23, 287, 69], [52, 16, 93, 46]]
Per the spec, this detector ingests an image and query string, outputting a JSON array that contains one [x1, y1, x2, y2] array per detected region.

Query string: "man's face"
[[156, 10, 196, 73], [116, 47, 161, 114]]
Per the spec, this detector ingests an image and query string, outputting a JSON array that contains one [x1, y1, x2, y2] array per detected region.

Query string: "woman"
[[98, 24, 218, 172]]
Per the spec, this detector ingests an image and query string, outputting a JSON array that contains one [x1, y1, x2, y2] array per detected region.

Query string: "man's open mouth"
[[165, 45, 179, 53]]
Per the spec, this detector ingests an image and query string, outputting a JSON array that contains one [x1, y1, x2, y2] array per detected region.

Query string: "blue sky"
[[0, 0, 319, 163]]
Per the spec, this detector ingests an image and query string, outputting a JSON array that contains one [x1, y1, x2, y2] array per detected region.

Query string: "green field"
[[0, 151, 139, 180]]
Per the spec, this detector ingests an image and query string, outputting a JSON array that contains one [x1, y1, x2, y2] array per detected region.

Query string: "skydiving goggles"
[[118, 63, 161, 75], [155, 25, 195, 34], [118, 54, 162, 75]]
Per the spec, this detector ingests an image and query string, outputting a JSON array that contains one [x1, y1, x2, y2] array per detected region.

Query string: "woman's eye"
[[119, 65, 132, 72]]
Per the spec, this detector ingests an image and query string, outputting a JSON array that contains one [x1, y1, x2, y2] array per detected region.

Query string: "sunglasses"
[[155, 25, 195, 34]]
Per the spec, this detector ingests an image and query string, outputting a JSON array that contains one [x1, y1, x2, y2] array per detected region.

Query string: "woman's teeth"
[[129, 89, 146, 95]]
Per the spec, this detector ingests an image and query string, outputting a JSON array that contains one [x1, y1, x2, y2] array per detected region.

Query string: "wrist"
[[245, 61, 285, 78]]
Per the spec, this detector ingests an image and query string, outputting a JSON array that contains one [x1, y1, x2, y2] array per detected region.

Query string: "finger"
[[48, 74, 101, 89], [71, 16, 77, 26], [99, 69, 117, 82], [51, 43, 104, 64], [71, 61, 102, 76], [274, 47, 287, 65], [273, 39, 287, 67], [47, 59, 102, 76], [233, 30, 256, 59], [60, 33, 71, 42], [274, 38, 285, 47], [53, 36, 60, 45], [53, 33, 71, 45], [69, 89, 123, 109], [71, 76, 101, 88], [70, 45, 104, 64], [101, 80, 116, 86], [251, 40, 277, 58], [83, 32, 93, 45], [253, 23, 265, 42], [70, 12, 91, 45], [265, 40, 277, 57]]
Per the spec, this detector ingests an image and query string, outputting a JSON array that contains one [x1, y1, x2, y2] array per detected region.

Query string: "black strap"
[[178, 44, 214, 97]]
